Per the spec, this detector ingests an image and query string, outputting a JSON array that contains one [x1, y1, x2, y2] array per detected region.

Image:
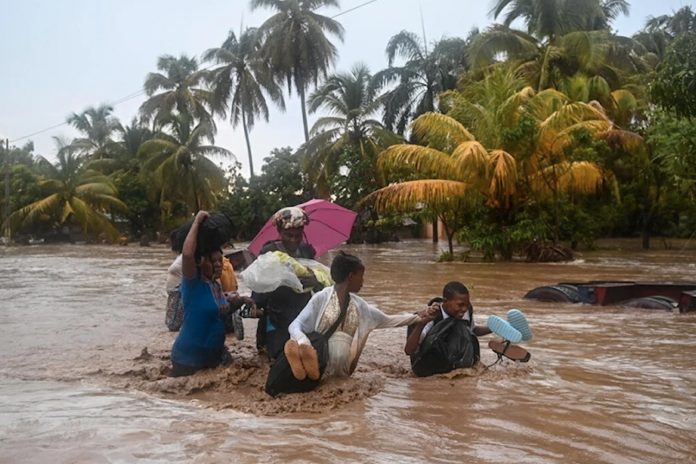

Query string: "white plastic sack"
[[239, 253, 302, 293], [296, 258, 331, 277]]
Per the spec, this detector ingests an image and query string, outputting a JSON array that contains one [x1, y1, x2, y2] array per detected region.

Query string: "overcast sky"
[[1, 0, 692, 176]]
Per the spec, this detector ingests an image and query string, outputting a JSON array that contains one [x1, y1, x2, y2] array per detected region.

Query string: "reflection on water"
[[1, 242, 695, 463]]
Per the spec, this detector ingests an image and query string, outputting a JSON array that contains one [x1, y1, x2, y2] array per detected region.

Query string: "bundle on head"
[[170, 212, 234, 255]]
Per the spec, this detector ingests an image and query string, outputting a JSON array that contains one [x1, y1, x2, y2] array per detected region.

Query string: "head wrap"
[[274, 207, 309, 230]]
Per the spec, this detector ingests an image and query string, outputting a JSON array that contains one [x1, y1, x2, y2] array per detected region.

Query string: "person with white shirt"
[[404, 281, 491, 376]]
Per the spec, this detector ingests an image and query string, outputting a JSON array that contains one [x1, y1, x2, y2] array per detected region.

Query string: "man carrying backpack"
[[405, 281, 489, 377], [406, 281, 533, 377]]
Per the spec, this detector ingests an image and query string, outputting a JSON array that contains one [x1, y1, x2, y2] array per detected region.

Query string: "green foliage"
[[3, 143, 127, 241], [7, 1, 696, 252], [372, 31, 471, 134], [140, 54, 214, 127], [112, 172, 160, 237], [652, 33, 696, 118], [138, 113, 230, 215], [644, 110, 696, 236], [252, 0, 345, 141], [255, 147, 312, 213], [218, 147, 312, 241], [204, 27, 285, 176], [458, 206, 548, 260], [490, 0, 629, 39], [0, 165, 44, 234], [328, 147, 379, 209], [67, 104, 121, 160]]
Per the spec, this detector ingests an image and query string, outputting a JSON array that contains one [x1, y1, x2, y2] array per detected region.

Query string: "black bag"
[[264, 296, 349, 397], [409, 308, 480, 377], [170, 212, 234, 255]]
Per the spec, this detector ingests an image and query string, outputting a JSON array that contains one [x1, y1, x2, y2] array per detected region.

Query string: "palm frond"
[[378, 144, 457, 179], [363, 179, 470, 213], [411, 113, 475, 151]]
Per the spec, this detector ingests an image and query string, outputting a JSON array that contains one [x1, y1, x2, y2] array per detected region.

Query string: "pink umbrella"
[[248, 199, 358, 258]]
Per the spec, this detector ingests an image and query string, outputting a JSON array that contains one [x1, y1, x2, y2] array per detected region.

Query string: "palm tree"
[[67, 104, 121, 160], [473, 1, 640, 95], [371, 31, 470, 134], [204, 27, 285, 177], [645, 6, 696, 38], [2, 139, 127, 240], [634, 6, 696, 63], [490, 0, 629, 40], [139, 55, 215, 129], [299, 63, 400, 198], [470, 25, 647, 93], [137, 113, 232, 215], [365, 84, 624, 255], [251, 0, 345, 142]]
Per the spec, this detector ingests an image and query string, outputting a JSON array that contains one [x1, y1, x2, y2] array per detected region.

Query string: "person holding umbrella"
[[251, 206, 329, 360]]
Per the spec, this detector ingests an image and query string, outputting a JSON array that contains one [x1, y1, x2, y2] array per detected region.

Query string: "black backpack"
[[409, 299, 480, 377]]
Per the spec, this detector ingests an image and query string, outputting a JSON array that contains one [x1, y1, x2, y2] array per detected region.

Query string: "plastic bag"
[[239, 253, 303, 293]]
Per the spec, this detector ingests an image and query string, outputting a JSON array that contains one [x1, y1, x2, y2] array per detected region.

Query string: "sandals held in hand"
[[488, 340, 531, 363]]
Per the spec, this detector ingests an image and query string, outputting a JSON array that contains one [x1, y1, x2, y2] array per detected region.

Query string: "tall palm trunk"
[[242, 108, 255, 177], [539, 45, 553, 91], [432, 215, 439, 243], [298, 75, 310, 143], [190, 169, 200, 213]]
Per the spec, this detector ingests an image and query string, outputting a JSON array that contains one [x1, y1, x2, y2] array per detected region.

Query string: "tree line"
[[1, 0, 695, 260]]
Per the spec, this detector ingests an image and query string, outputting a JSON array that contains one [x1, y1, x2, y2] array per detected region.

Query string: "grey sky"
[[1, 0, 692, 177]]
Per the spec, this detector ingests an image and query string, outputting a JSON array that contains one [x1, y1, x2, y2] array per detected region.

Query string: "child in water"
[[405, 281, 531, 376]]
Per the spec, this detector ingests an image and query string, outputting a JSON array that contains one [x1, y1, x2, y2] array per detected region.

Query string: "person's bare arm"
[[473, 325, 492, 337], [182, 211, 208, 279], [404, 307, 438, 355]]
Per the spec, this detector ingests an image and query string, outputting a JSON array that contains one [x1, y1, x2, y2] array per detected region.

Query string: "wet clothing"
[[219, 257, 237, 292], [171, 276, 228, 372], [289, 286, 421, 376], [419, 303, 473, 341], [166, 255, 237, 333], [407, 301, 480, 377], [166, 254, 183, 292], [252, 241, 320, 359]]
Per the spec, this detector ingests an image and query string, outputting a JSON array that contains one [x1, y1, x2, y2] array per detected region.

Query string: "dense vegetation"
[[1, 1, 695, 259]]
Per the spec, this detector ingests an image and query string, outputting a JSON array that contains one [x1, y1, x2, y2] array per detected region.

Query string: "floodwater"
[[1, 241, 695, 463]]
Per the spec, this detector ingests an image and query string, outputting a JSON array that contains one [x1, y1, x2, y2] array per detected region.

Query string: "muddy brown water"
[[1, 241, 695, 463]]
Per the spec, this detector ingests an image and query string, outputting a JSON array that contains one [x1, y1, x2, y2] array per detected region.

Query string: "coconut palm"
[[139, 54, 215, 129], [634, 6, 696, 64], [371, 31, 470, 134], [366, 85, 624, 255], [473, 0, 640, 93], [490, 0, 629, 39], [2, 139, 127, 240], [67, 104, 121, 160], [251, 0, 345, 142], [470, 25, 646, 93], [204, 27, 285, 177], [299, 63, 400, 198], [137, 113, 232, 215], [645, 6, 696, 38], [86, 118, 154, 175]]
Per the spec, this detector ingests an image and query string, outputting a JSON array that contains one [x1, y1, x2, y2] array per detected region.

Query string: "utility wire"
[[332, 0, 379, 18], [8, 0, 381, 144]]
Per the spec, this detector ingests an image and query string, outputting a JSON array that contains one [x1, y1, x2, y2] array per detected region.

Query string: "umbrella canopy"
[[248, 199, 357, 258]]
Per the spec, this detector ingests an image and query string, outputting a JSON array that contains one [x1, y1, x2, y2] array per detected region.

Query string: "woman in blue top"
[[170, 210, 250, 377]]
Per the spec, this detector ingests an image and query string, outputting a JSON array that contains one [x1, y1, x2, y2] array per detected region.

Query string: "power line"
[[8, 0, 381, 145], [331, 0, 379, 18]]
